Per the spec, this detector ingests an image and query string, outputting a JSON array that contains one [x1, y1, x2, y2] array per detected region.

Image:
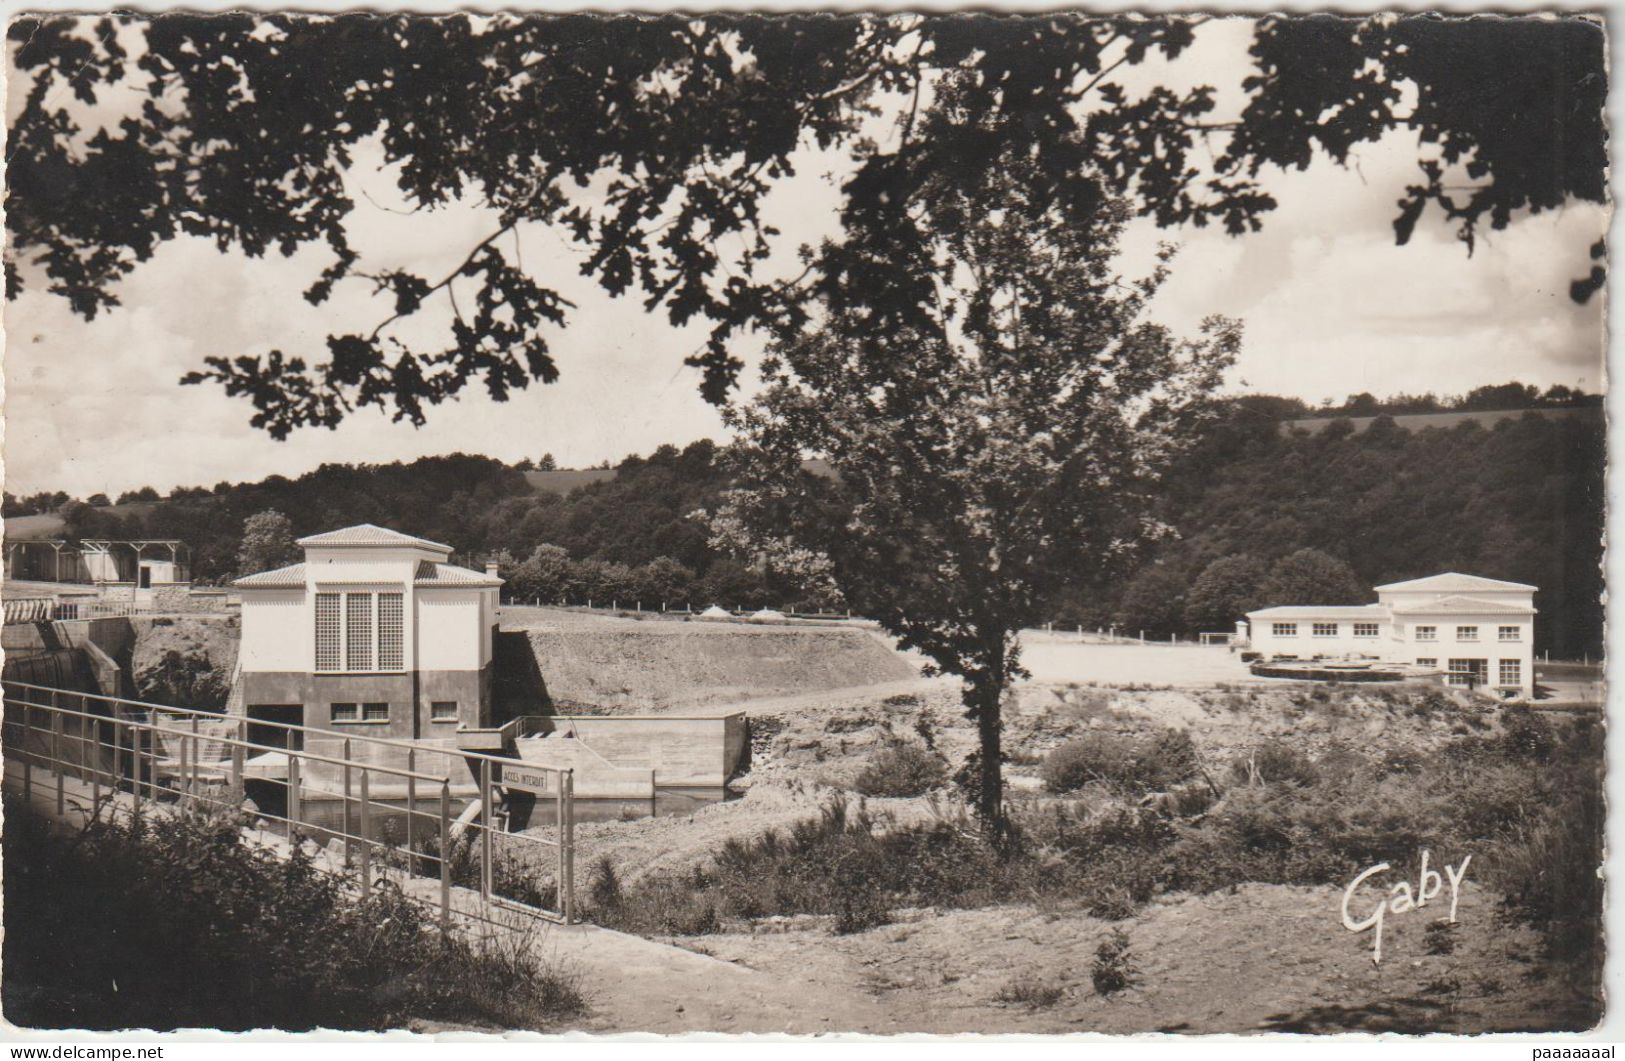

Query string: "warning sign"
[[501, 765, 557, 795]]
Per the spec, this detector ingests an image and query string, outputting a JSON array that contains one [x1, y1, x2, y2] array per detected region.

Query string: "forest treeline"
[[6, 390, 1604, 656]]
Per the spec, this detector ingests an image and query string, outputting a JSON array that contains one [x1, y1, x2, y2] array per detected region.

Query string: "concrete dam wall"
[[504, 621, 915, 713]]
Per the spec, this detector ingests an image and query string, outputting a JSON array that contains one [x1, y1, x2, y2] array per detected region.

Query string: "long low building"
[[1242, 572, 1536, 697]]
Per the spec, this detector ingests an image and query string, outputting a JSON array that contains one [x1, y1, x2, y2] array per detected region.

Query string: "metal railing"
[[1, 681, 576, 932]]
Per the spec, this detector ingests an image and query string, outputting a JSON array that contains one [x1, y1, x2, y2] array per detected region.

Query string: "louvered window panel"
[[377, 592, 404, 670], [346, 592, 373, 671], [315, 593, 341, 672]]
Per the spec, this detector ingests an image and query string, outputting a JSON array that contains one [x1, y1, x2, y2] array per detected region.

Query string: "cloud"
[[3, 20, 1606, 497]]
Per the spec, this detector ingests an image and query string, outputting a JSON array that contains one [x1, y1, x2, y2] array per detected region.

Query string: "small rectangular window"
[[1498, 659, 1521, 686], [1456, 625, 1478, 642], [1353, 623, 1379, 638], [362, 702, 389, 722], [1498, 625, 1520, 642], [1312, 622, 1338, 638], [431, 700, 458, 722], [1414, 625, 1436, 641], [330, 702, 359, 722], [1416, 658, 1437, 668], [1272, 622, 1298, 637]]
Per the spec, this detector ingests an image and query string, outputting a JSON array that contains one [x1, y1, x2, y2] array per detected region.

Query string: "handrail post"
[[77, 694, 89, 784], [359, 767, 371, 893], [342, 739, 354, 867], [22, 708, 33, 805], [288, 754, 302, 846], [179, 729, 191, 811], [51, 695, 64, 816], [131, 721, 142, 826], [231, 717, 246, 800], [110, 721, 122, 812], [190, 715, 201, 800], [439, 781, 452, 932], [480, 757, 493, 902], [563, 770, 575, 925], [406, 749, 417, 878], [90, 712, 102, 814], [555, 768, 565, 916]]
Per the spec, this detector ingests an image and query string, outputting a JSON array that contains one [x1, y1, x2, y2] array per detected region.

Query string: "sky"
[[2, 16, 1608, 498]]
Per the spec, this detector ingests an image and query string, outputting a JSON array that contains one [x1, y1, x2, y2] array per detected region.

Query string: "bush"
[[1091, 929, 1139, 996], [995, 978, 1066, 1009], [2, 800, 583, 1030], [1041, 729, 1199, 794], [1230, 739, 1319, 787], [851, 742, 949, 797], [134, 649, 231, 711], [590, 797, 997, 936]]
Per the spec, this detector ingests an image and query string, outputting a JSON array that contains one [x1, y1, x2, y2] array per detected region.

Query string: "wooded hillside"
[[9, 398, 1604, 657]]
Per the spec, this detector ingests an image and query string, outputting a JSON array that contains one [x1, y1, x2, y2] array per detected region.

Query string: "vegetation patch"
[[1040, 728, 1199, 794], [851, 742, 950, 798], [2, 802, 584, 1031], [588, 700, 1602, 1018]]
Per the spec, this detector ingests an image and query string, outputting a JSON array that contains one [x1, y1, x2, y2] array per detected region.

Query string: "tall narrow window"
[[346, 593, 374, 671], [378, 592, 404, 670], [315, 593, 342, 672]]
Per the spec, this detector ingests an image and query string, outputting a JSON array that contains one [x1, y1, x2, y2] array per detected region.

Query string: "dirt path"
[[676, 883, 1591, 1034]]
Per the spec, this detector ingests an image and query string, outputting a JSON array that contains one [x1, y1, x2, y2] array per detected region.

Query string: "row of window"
[[1273, 622, 1381, 638], [1413, 624, 1521, 642], [329, 700, 458, 723], [1413, 659, 1522, 686], [316, 591, 405, 672], [1268, 622, 1522, 642]]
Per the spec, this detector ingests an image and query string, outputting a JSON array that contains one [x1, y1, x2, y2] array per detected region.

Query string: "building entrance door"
[[247, 704, 304, 750], [1447, 659, 1489, 688]]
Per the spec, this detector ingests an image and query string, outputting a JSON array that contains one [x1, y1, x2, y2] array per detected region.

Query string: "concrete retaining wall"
[[531, 714, 747, 788]]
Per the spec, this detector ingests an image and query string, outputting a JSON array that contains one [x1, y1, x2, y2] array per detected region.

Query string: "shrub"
[[1424, 919, 1459, 956], [1041, 729, 1199, 794], [2, 800, 583, 1030], [1091, 929, 1139, 996], [592, 797, 997, 936], [1056, 687, 1113, 720], [1229, 739, 1318, 787], [852, 742, 949, 797], [134, 649, 231, 711], [995, 978, 1066, 1009], [416, 830, 556, 910], [1499, 706, 1556, 760]]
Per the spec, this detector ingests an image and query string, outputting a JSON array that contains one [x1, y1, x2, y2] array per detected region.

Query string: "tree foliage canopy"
[[712, 139, 1241, 824], [6, 13, 1605, 433], [235, 508, 299, 575]]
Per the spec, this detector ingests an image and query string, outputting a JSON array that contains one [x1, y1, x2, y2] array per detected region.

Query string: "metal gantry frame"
[[0, 680, 576, 932]]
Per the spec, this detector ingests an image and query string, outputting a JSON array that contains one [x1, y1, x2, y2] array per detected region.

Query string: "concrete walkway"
[[2, 757, 893, 1034]]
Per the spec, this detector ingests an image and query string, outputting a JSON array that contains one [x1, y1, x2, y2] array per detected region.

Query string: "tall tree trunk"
[[967, 631, 1012, 843]]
